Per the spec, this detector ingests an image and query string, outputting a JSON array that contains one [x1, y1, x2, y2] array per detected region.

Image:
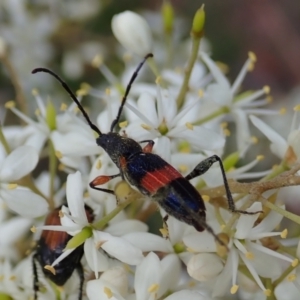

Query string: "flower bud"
[[162, 1, 174, 34], [187, 253, 223, 281], [192, 5, 205, 37], [111, 11, 153, 57]]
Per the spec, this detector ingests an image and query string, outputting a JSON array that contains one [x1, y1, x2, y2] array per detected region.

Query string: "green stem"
[[265, 278, 276, 300], [165, 33, 173, 68], [261, 163, 289, 181], [222, 196, 255, 234], [48, 140, 57, 210], [273, 263, 298, 288], [1, 53, 27, 117], [194, 106, 230, 126], [176, 35, 201, 109], [264, 201, 300, 225], [147, 56, 160, 78], [0, 126, 11, 154], [279, 244, 296, 257], [93, 197, 134, 230], [214, 205, 225, 227], [18, 175, 48, 201]]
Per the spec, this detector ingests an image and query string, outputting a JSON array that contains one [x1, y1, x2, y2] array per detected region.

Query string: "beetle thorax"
[[96, 132, 142, 167]]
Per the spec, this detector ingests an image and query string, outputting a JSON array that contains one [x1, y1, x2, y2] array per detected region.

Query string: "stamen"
[[159, 227, 168, 238], [248, 51, 257, 62], [280, 229, 288, 238], [198, 89, 204, 97], [76, 89, 88, 97], [288, 274, 296, 282], [119, 121, 128, 128], [91, 54, 103, 68], [60, 103, 68, 111], [292, 259, 298, 267], [7, 183, 17, 190], [230, 285, 239, 294], [148, 283, 159, 293], [178, 164, 188, 173], [185, 122, 194, 130], [202, 195, 210, 202], [58, 163, 65, 171], [5, 101, 16, 109], [141, 124, 152, 130], [32, 88, 39, 96], [96, 159, 102, 170], [55, 151, 63, 159], [35, 108, 40, 116], [256, 155, 264, 161], [264, 290, 272, 296], [279, 107, 286, 115], [251, 136, 259, 144], [104, 287, 113, 298], [223, 128, 231, 136], [263, 85, 270, 94], [155, 76, 162, 85], [44, 265, 56, 275]]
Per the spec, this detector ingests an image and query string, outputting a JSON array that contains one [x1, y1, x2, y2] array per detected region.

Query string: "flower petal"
[[3, 188, 48, 218], [235, 202, 262, 239], [66, 171, 88, 224], [0, 146, 39, 182], [122, 232, 172, 252], [135, 252, 162, 300], [95, 231, 144, 265]]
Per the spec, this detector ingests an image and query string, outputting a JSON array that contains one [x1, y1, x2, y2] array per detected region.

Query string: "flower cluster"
[[1, 3, 300, 300]]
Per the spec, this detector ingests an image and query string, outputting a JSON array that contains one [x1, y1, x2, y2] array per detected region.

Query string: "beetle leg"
[[32, 253, 40, 300], [139, 140, 155, 153], [77, 263, 84, 300], [89, 174, 121, 195], [185, 155, 262, 215]]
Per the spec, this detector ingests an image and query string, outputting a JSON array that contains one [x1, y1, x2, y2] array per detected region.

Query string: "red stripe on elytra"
[[140, 165, 182, 194]]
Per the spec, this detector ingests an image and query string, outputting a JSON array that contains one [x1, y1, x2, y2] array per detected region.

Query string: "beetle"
[[32, 54, 259, 245], [32, 204, 94, 300]]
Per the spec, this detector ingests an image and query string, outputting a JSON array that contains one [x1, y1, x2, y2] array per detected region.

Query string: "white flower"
[[125, 85, 225, 162], [250, 111, 300, 163], [6, 94, 100, 169], [112, 11, 153, 57], [86, 266, 128, 300], [200, 51, 274, 153], [37, 171, 144, 279], [0, 145, 48, 217]]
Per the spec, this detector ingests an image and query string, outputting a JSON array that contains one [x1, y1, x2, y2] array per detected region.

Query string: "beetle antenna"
[[32, 68, 102, 136], [110, 53, 153, 132]]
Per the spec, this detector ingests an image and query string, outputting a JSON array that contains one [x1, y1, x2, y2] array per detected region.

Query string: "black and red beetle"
[[32, 54, 259, 246], [32, 204, 94, 300]]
